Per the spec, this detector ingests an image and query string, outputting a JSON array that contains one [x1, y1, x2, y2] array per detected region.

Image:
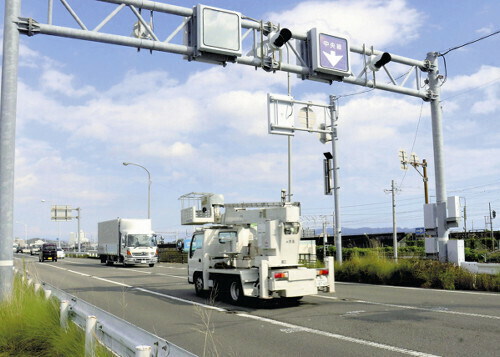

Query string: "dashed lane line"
[[315, 294, 500, 320]]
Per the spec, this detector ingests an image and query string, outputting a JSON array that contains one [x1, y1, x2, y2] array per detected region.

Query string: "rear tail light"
[[318, 269, 329, 276], [274, 272, 289, 280]]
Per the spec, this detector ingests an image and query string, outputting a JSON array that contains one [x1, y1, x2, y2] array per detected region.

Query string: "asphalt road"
[[14, 254, 500, 357]]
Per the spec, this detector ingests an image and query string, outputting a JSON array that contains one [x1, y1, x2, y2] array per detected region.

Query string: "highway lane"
[[14, 254, 500, 356]]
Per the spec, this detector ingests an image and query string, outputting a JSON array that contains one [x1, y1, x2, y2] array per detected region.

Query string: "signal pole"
[[329, 96, 342, 264]]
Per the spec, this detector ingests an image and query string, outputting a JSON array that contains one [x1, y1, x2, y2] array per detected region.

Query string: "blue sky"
[[3, 0, 500, 242]]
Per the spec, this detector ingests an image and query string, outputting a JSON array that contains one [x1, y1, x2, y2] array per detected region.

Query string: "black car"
[[39, 243, 58, 262]]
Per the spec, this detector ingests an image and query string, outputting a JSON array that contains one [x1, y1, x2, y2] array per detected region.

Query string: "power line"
[[441, 76, 500, 103], [439, 29, 500, 56], [398, 101, 425, 189]]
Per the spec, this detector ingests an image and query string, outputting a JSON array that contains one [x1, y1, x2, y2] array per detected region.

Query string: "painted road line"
[[315, 294, 500, 320], [237, 312, 440, 357], [93, 276, 132, 288], [336, 281, 500, 297]]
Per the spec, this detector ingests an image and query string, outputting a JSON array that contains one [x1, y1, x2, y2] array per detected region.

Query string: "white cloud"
[[138, 141, 195, 158], [40, 69, 95, 97], [444, 65, 500, 115], [14, 138, 116, 205], [444, 65, 500, 92], [264, 0, 424, 48]]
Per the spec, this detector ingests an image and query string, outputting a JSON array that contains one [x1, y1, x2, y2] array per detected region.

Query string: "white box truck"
[[98, 218, 158, 267], [180, 192, 334, 304]]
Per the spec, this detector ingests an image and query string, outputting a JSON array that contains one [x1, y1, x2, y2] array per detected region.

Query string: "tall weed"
[[0, 275, 111, 356], [335, 256, 499, 292]]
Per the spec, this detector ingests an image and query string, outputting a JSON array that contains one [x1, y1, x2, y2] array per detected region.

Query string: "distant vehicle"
[[57, 248, 65, 259], [15, 246, 24, 253], [39, 243, 57, 262], [30, 245, 41, 255], [98, 218, 158, 267], [13, 244, 18, 252]]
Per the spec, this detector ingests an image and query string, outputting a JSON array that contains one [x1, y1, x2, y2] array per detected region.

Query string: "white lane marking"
[[37, 264, 441, 356], [126, 269, 152, 274], [341, 310, 366, 317], [158, 265, 187, 270], [42, 264, 67, 271], [67, 269, 91, 277], [156, 273, 186, 279], [133, 287, 227, 312], [237, 312, 439, 357], [336, 281, 500, 297], [93, 276, 132, 288], [316, 295, 500, 320]]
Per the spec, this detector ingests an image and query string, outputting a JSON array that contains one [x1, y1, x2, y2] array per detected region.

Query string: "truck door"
[[188, 232, 204, 282]]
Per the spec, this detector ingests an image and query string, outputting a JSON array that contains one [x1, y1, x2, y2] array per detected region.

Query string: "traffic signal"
[[268, 28, 292, 50], [368, 52, 392, 71], [318, 123, 332, 144]]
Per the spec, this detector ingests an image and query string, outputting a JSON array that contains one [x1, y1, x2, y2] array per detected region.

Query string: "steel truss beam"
[[19, 0, 430, 100]]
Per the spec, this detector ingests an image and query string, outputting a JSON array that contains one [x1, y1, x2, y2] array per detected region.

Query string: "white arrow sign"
[[323, 50, 343, 68]]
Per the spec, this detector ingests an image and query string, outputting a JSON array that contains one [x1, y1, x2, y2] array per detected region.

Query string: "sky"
[[2, 0, 500, 242]]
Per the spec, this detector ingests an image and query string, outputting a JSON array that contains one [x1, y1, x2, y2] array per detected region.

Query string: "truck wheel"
[[229, 279, 244, 304], [149, 264, 154, 267], [194, 274, 205, 297]]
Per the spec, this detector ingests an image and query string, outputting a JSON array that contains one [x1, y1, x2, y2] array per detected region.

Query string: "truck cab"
[[121, 232, 158, 266]]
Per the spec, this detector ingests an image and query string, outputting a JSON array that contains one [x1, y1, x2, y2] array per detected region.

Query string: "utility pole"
[[489, 203, 495, 250], [399, 151, 428, 204], [385, 180, 399, 261], [322, 218, 328, 259], [463, 197, 467, 239]]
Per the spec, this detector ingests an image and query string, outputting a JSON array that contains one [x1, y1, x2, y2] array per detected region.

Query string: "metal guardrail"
[[14, 269, 195, 357], [42, 281, 196, 357], [461, 262, 500, 275]]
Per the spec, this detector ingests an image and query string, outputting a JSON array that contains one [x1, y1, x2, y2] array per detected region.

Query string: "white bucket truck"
[[98, 218, 158, 267], [180, 192, 334, 304]]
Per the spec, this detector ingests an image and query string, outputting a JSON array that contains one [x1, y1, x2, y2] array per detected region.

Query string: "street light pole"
[[123, 162, 151, 219], [15, 221, 27, 242]]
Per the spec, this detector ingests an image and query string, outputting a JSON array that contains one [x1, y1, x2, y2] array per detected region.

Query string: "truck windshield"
[[127, 234, 156, 247]]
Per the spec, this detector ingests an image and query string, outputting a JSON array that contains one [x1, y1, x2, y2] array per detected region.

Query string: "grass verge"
[[0, 273, 112, 357], [334, 253, 500, 292]]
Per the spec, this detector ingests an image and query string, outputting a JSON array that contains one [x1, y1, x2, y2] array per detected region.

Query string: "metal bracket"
[[424, 88, 438, 102], [17, 17, 40, 37]]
